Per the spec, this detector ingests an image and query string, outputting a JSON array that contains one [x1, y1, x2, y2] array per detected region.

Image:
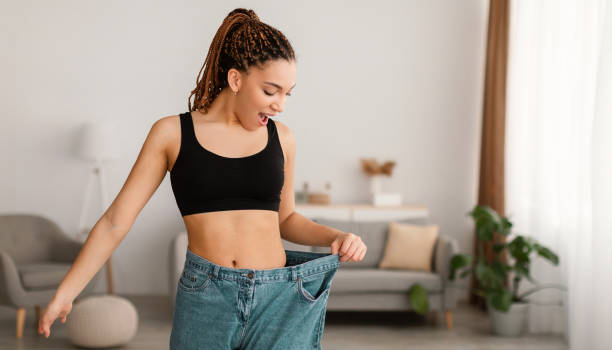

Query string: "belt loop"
[[291, 267, 298, 282], [212, 265, 220, 279]]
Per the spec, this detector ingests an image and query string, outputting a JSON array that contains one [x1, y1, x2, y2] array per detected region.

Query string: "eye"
[[264, 89, 292, 97]]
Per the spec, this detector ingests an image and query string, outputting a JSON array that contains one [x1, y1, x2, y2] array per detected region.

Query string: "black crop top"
[[170, 112, 285, 216]]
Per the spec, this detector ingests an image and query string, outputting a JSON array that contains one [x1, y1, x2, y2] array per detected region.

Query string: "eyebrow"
[[263, 81, 296, 91]]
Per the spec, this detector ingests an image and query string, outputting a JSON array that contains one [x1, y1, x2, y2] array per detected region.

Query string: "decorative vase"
[[369, 175, 383, 195]]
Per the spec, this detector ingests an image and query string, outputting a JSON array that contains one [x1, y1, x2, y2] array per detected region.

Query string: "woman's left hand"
[[330, 232, 367, 262]]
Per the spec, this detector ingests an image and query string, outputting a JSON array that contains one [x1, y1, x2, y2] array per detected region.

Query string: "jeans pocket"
[[178, 269, 212, 294], [297, 273, 332, 304]]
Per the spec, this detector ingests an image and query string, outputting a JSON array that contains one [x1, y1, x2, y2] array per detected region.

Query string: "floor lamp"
[[76, 121, 121, 295]]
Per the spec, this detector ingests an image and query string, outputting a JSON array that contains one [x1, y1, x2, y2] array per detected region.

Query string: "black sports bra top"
[[169, 112, 285, 216]]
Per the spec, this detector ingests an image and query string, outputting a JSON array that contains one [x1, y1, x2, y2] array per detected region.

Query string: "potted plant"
[[448, 204, 566, 336]]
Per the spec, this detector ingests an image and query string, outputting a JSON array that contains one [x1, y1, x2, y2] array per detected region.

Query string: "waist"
[[184, 211, 285, 269], [187, 242, 287, 269]]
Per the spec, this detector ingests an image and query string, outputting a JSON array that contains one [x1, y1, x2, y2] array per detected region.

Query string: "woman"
[[38, 8, 367, 349]]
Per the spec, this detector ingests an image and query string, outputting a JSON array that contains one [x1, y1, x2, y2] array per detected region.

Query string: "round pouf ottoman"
[[67, 295, 138, 348]]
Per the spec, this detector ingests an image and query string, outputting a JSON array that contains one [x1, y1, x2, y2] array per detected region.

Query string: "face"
[[228, 59, 297, 129]]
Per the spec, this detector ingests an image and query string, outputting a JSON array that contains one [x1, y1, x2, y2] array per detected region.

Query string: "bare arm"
[[275, 120, 342, 247], [53, 116, 174, 304]]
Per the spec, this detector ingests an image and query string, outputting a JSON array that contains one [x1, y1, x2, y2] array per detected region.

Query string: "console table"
[[295, 203, 429, 222]]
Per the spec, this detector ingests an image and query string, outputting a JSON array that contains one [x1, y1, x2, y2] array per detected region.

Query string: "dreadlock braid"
[[188, 8, 296, 114]]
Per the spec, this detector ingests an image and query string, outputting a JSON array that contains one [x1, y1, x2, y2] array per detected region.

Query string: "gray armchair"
[[0, 214, 104, 339]]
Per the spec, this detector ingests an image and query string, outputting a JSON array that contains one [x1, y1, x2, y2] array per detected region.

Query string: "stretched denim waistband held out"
[[184, 247, 340, 283]]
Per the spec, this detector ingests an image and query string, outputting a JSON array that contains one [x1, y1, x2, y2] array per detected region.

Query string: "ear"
[[227, 68, 243, 93]]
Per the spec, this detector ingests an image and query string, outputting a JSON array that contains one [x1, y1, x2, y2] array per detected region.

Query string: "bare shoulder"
[[273, 119, 296, 161], [147, 114, 182, 171], [273, 119, 295, 146], [151, 114, 180, 136]]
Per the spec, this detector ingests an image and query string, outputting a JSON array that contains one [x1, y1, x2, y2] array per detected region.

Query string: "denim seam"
[[314, 304, 326, 349]]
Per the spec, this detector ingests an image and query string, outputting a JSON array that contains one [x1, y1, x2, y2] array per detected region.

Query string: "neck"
[[196, 88, 241, 128]]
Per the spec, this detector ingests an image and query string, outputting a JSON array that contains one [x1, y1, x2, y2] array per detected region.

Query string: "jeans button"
[[248, 272, 254, 279]]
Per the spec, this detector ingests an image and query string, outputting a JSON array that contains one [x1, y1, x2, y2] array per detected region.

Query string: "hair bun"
[[227, 8, 260, 22]]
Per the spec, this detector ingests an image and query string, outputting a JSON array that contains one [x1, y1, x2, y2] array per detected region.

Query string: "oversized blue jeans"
[[170, 246, 340, 350]]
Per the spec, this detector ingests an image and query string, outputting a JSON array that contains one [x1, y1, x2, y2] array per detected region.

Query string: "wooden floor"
[[0, 296, 567, 350]]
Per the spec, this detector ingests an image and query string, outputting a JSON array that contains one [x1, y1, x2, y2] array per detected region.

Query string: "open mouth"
[[258, 113, 269, 125]]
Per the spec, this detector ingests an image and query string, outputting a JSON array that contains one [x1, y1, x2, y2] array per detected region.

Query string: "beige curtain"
[[469, 0, 510, 310]]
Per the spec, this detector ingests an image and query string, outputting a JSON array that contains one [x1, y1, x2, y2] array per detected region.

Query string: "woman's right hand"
[[38, 296, 73, 338]]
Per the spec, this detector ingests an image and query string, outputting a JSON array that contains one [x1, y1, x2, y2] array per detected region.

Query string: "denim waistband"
[[184, 246, 339, 283]]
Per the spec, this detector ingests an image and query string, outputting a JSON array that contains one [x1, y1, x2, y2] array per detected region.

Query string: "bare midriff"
[[182, 209, 287, 270]]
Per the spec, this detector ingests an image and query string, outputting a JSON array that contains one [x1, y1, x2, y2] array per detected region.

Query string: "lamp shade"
[[77, 121, 121, 161]]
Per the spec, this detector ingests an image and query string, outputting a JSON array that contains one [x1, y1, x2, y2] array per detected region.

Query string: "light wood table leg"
[[16, 307, 26, 339], [445, 310, 453, 330]]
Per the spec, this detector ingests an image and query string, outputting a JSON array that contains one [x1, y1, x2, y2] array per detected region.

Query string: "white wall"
[[1, 0, 489, 296]]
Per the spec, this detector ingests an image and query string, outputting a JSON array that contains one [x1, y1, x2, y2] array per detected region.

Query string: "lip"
[[260, 112, 276, 117]]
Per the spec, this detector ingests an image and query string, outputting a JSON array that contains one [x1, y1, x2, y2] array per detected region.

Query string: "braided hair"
[[188, 8, 296, 113]]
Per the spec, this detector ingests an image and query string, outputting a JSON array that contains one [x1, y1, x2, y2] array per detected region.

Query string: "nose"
[[271, 97, 286, 114], [271, 103, 283, 114]]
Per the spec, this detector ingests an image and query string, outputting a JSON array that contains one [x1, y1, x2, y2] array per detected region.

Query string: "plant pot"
[[487, 301, 528, 337]]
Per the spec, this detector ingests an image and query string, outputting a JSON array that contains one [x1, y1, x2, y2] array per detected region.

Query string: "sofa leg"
[[445, 310, 453, 330], [16, 307, 26, 339], [427, 310, 438, 325]]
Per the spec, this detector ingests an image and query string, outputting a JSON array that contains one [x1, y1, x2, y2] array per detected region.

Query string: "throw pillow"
[[378, 221, 439, 271]]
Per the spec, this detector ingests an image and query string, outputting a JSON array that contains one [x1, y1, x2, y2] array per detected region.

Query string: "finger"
[[350, 245, 364, 262], [341, 234, 359, 253], [343, 241, 360, 262], [330, 242, 338, 255], [339, 238, 355, 261], [42, 319, 52, 337], [358, 246, 367, 261], [342, 235, 363, 261]]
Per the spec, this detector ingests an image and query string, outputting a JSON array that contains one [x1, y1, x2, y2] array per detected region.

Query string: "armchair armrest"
[[0, 251, 25, 306], [434, 234, 461, 309]]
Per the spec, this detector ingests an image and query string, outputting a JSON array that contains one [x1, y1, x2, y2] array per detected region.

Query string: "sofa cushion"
[[379, 222, 439, 271], [330, 268, 442, 293], [311, 217, 430, 269], [18, 263, 71, 290]]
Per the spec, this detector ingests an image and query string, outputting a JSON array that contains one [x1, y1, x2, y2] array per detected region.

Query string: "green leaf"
[[475, 261, 502, 289], [476, 218, 495, 241], [498, 217, 513, 236], [493, 243, 506, 253], [508, 235, 532, 262], [486, 289, 513, 312], [491, 260, 507, 280], [409, 284, 429, 315], [449, 255, 471, 280], [533, 243, 559, 265]]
